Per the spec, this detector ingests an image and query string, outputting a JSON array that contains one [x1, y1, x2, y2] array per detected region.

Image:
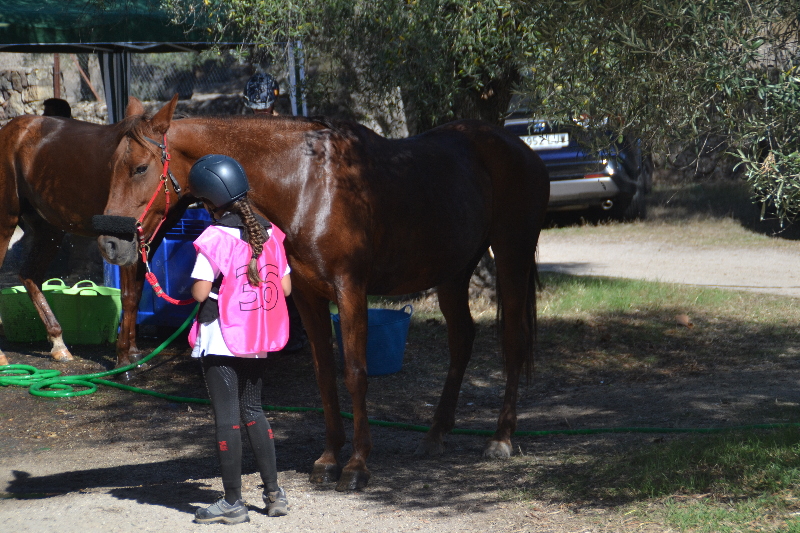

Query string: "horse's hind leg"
[[415, 266, 476, 456], [483, 245, 538, 458], [18, 217, 71, 361]]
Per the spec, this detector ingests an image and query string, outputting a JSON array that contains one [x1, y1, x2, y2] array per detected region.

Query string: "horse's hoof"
[[482, 439, 512, 459], [335, 468, 371, 492], [309, 462, 341, 484], [51, 349, 73, 362], [0, 354, 9, 366], [414, 437, 445, 456], [128, 352, 144, 364]]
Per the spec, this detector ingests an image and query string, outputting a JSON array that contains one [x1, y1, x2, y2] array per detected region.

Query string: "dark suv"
[[504, 117, 652, 220]]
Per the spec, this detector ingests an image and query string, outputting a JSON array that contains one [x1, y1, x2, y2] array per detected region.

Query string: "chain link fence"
[[129, 51, 255, 102], [1, 49, 406, 135]]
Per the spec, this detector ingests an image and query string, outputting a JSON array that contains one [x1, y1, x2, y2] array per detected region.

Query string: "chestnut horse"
[[0, 114, 190, 370], [98, 96, 549, 491]]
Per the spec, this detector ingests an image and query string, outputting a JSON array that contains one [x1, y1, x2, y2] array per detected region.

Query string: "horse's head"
[[97, 95, 182, 266]]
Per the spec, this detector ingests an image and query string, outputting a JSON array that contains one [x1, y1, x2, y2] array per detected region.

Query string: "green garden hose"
[[0, 305, 200, 398], [1, 308, 798, 437]]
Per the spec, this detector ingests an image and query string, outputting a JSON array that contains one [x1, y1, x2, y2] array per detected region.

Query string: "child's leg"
[[202, 355, 244, 504], [238, 359, 279, 493]]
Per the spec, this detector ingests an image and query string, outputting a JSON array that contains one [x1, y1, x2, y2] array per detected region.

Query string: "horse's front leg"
[[333, 285, 372, 491], [114, 263, 144, 379], [19, 222, 72, 362], [293, 287, 347, 484], [415, 273, 475, 456]]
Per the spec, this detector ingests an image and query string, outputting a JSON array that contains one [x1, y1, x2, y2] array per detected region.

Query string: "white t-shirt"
[[189, 225, 290, 358]]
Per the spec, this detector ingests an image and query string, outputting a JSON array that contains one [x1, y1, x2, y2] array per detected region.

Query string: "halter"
[[136, 134, 194, 306]]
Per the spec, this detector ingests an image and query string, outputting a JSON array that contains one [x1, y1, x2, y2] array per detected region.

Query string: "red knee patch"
[[268, 428, 274, 439], [246, 420, 257, 427], [232, 425, 240, 430], [219, 440, 228, 451]]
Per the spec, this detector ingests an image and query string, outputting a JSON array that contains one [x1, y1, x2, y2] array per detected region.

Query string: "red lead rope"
[[145, 271, 195, 306], [137, 133, 195, 306]]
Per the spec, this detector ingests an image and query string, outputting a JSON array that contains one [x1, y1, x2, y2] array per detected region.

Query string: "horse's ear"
[[150, 94, 179, 135], [125, 97, 144, 118]]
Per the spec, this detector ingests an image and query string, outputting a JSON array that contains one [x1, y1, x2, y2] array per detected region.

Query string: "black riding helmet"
[[188, 154, 250, 209], [244, 73, 280, 110]]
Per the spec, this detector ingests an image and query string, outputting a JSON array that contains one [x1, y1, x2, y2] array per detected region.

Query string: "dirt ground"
[[2, 220, 800, 532], [0, 334, 643, 533]]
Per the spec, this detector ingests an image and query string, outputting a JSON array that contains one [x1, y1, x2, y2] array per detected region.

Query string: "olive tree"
[[166, 0, 800, 221], [529, 1, 800, 221], [164, 0, 544, 131]]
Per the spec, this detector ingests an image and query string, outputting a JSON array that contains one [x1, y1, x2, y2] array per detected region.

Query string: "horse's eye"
[[134, 165, 148, 175]]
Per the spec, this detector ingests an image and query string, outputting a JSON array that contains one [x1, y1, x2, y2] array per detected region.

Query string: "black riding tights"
[[201, 355, 279, 504]]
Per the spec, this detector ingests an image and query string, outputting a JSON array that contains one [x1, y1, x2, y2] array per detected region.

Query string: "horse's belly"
[[368, 243, 485, 295]]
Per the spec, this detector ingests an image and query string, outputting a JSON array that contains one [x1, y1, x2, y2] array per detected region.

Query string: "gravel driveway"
[[538, 225, 800, 297]]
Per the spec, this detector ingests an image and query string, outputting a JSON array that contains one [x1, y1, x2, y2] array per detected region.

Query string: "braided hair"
[[227, 195, 269, 286]]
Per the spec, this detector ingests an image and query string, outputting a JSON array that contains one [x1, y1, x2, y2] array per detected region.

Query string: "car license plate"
[[520, 133, 569, 150]]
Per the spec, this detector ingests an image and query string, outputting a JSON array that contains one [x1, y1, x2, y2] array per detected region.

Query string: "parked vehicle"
[[504, 117, 652, 220]]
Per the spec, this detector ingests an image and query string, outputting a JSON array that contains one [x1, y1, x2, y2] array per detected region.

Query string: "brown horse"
[[0, 113, 191, 370], [98, 96, 549, 491]]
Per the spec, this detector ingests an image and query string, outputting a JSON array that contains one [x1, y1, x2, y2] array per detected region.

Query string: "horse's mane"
[[115, 114, 162, 159], [307, 115, 366, 141]]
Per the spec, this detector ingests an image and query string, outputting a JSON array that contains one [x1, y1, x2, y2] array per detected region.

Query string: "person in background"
[[244, 72, 280, 116], [43, 98, 72, 118], [242, 72, 308, 353], [187, 154, 291, 525]]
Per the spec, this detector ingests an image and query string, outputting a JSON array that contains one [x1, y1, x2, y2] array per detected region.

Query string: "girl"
[[187, 154, 291, 525]]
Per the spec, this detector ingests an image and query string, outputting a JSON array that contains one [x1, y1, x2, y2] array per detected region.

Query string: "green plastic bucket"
[[0, 279, 121, 344], [0, 279, 67, 342], [49, 281, 122, 344], [331, 305, 412, 376]]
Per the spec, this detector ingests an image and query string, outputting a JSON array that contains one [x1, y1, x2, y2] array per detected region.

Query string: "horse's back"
[[435, 119, 549, 197], [0, 115, 117, 232], [436, 119, 550, 241], [0, 115, 40, 159], [315, 118, 547, 292]]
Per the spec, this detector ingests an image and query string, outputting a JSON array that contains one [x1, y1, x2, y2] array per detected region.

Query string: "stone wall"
[[0, 53, 106, 126], [0, 68, 57, 121]]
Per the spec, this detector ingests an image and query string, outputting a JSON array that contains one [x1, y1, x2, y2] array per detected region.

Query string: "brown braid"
[[229, 196, 268, 286]]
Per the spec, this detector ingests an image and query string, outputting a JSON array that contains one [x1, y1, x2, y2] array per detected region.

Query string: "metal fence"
[[129, 50, 254, 102]]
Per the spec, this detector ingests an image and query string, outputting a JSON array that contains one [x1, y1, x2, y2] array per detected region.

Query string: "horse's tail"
[[527, 246, 541, 382], [496, 251, 539, 383], [451, 118, 548, 383]]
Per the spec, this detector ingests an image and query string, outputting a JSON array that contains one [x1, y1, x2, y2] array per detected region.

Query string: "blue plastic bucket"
[[331, 305, 412, 376], [103, 207, 212, 328]]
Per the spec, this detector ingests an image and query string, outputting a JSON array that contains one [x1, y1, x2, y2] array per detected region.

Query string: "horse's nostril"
[[104, 238, 118, 261]]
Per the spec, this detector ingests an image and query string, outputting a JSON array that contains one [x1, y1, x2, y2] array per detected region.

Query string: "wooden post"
[[53, 53, 61, 99], [71, 54, 101, 102]]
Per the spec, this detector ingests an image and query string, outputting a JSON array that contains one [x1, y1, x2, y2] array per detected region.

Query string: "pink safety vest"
[[187, 225, 290, 355]]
